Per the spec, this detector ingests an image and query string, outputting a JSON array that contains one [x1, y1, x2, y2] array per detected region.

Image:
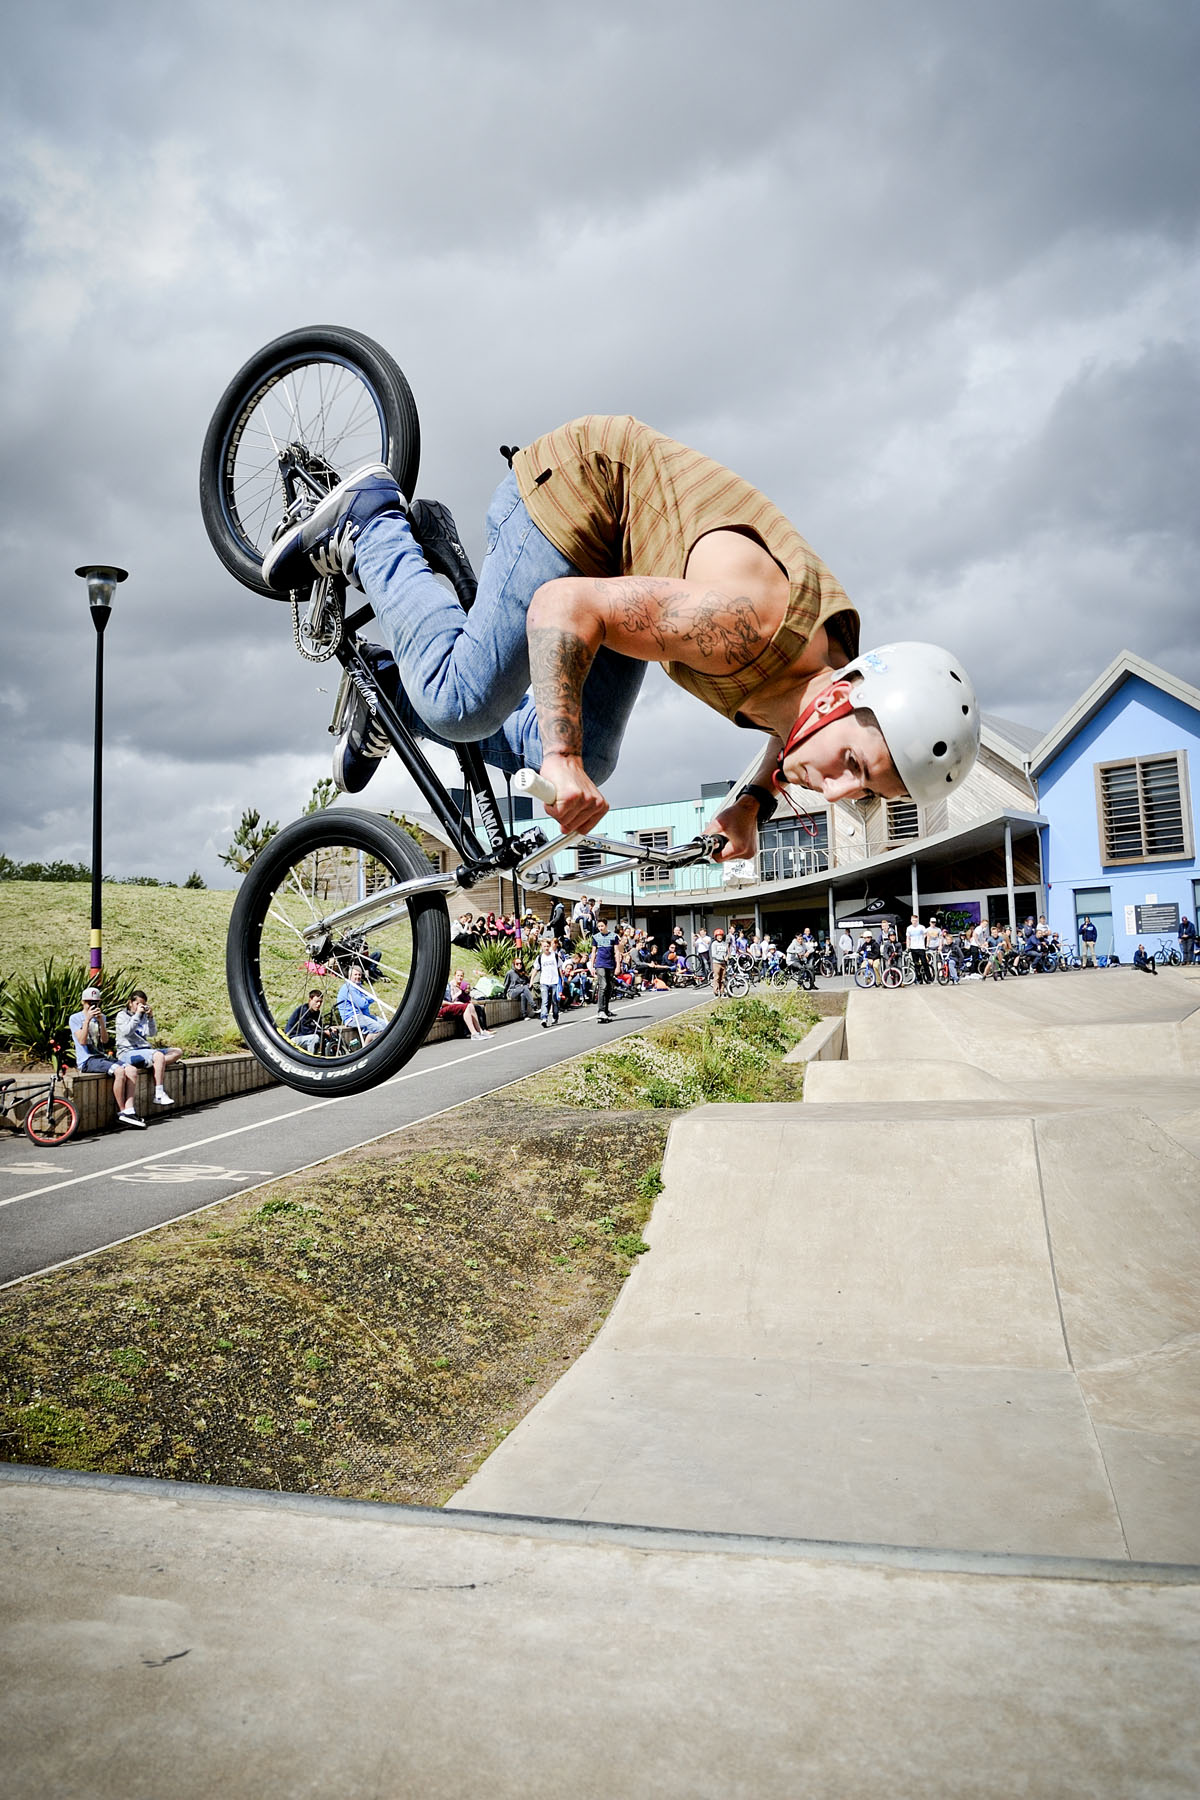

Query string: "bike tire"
[[854, 965, 875, 989], [227, 808, 450, 1096], [200, 325, 421, 598], [935, 960, 950, 985], [725, 971, 750, 997], [879, 965, 901, 989], [25, 1094, 79, 1146]]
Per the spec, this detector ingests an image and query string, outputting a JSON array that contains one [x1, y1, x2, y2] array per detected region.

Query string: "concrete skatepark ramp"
[[4, 968, 1198, 1796], [452, 978, 1200, 1563]]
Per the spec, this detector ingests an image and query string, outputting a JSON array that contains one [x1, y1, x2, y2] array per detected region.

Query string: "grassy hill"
[[0, 882, 242, 1055], [0, 880, 502, 1062]]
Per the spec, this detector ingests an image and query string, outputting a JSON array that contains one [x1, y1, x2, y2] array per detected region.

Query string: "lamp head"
[[76, 565, 129, 623]]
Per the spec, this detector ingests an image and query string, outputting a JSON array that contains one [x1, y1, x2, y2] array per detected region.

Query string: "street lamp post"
[[76, 565, 128, 984]]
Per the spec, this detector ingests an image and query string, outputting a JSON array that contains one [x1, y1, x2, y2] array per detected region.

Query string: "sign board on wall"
[[1135, 903, 1180, 934]]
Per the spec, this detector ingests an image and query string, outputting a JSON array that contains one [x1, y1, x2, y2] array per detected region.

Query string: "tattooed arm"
[[526, 566, 782, 831]]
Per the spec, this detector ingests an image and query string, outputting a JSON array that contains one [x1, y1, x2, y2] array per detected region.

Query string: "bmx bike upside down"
[[200, 326, 727, 1097]]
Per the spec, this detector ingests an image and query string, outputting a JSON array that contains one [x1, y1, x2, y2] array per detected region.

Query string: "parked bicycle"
[[0, 1031, 78, 1145], [201, 328, 728, 1095], [1152, 936, 1183, 966], [854, 951, 902, 990]]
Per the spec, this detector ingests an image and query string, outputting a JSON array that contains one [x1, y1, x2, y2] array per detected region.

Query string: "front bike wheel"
[[725, 970, 750, 997], [200, 325, 421, 598], [227, 809, 451, 1096], [854, 964, 876, 989], [881, 965, 903, 989], [25, 1094, 78, 1145]]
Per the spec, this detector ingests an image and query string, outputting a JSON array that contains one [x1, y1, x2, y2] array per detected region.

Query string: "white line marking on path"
[[113, 1164, 275, 1186]]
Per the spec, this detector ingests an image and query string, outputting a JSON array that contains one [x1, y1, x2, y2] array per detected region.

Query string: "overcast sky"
[[1, 0, 1196, 887]]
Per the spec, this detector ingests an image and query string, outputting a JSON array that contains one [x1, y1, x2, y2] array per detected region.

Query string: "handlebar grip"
[[513, 769, 558, 805]]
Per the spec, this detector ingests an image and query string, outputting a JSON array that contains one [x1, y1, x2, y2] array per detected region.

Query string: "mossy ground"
[[0, 990, 817, 1503]]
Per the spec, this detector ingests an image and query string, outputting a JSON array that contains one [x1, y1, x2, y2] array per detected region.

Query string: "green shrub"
[[0, 959, 134, 1062], [474, 933, 516, 978]]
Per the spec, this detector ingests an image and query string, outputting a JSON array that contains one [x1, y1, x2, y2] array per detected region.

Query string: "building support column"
[[911, 858, 919, 916], [1004, 821, 1017, 933], [828, 883, 836, 942]]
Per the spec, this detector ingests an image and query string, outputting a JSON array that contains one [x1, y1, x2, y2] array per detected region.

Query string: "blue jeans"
[[356, 471, 647, 781]]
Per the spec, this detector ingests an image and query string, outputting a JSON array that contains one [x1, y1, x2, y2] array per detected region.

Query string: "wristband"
[[738, 783, 778, 825]]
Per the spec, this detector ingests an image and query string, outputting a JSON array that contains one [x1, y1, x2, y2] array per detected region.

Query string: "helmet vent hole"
[[950, 670, 962, 682], [961, 704, 970, 716], [932, 740, 947, 757]]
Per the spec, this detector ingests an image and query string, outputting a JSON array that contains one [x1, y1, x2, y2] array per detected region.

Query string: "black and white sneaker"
[[262, 463, 407, 593], [331, 644, 400, 795], [408, 498, 478, 610]]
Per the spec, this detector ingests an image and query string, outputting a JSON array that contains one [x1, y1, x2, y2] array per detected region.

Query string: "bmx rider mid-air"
[[262, 415, 981, 850]]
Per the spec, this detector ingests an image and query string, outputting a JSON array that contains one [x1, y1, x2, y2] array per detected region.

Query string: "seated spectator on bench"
[[285, 989, 326, 1052], [337, 964, 387, 1039], [504, 959, 537, 1019], [115, 990, 183, 1106], [70, 985, 144, 1128], [438, 970, 491, 1038]]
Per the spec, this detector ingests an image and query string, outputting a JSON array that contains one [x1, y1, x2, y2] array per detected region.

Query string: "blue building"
[[1027, 652, 1199, 961]]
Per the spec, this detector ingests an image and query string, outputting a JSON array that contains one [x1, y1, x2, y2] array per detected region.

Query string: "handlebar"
[[513, 772, 729, 865], [512, 768, 557, 805]]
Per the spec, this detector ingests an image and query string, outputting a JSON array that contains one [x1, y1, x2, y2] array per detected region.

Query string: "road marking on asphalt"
[[113, 1163, 275, 1185], [0, 1009, 613, 1210], [0, 1163, 73, 1176]]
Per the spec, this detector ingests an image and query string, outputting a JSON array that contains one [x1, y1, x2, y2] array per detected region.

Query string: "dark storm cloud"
[[0, 0, 1197, 884]]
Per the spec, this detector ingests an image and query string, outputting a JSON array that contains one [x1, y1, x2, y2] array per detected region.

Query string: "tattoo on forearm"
[[602, 578, 765, 669], [528, 628, 593, 757]]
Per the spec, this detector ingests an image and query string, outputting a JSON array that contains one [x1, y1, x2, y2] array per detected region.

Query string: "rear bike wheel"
[[200, 325, 421, 598], [24, 1093, 79, 1145], [227, 809, 451, 1096]]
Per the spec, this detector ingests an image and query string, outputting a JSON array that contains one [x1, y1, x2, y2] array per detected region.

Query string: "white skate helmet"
[[775, 642, 980, 807], [843, 643, 980, 806]]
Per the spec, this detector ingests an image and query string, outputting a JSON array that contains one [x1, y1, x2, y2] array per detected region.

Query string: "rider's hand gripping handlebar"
[[512, 770, 728, 863]]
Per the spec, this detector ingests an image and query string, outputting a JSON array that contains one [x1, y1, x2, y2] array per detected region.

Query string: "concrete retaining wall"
[[783, 1015, 847, 1065], [68, 1053, 277, 1135]]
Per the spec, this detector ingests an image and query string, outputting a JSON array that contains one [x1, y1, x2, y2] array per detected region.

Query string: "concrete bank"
[[2, 1465, 1196, 1800]]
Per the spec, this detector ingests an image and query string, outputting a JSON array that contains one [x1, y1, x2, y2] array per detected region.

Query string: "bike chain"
[[290, 588, 344, 661]]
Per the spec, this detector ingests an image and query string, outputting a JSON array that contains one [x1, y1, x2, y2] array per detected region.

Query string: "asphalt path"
[[0, 986, 715, 1289]]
